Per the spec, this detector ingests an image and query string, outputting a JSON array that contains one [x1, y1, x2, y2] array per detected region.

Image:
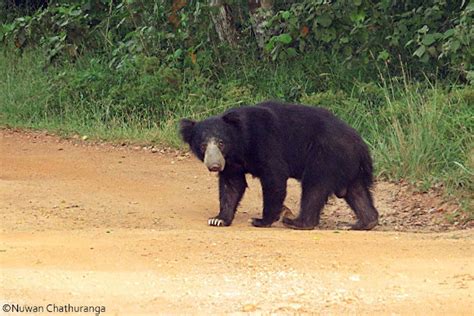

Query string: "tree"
[[209, 0, 238, 47], [248, 0, 273, 50]]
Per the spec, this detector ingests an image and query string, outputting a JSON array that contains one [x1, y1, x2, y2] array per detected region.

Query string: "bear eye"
[[218, 140, 224, 149], [200, 143, 207, 152]]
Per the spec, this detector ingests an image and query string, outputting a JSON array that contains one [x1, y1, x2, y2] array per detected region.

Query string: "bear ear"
[[222, 111, 241, 128], [179, 119, 196, 144]]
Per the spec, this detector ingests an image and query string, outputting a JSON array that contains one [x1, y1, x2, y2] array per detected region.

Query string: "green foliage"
[[1, 1, 472, 80], [1, 3, 92, 62], [264, 0, 472, 80], [1, 1, 211, 68]]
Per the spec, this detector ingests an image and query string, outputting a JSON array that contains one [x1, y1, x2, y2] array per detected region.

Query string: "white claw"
[[208, 218, 224, 227]]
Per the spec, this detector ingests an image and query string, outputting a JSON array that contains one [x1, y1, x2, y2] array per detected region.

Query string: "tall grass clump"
[[375, 80, 473, 195], [0, 50, 53, 126]]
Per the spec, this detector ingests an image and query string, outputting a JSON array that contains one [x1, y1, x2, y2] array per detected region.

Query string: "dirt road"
[[1, 130, 473, 315]]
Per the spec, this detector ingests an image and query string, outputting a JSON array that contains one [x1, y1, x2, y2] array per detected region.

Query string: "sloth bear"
[[180, 101, 378, 230]]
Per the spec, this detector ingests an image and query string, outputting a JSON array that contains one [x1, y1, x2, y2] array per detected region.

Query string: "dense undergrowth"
[[0, 1, 472, 219]]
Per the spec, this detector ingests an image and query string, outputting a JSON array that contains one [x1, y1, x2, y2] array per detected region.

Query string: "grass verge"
[[1, 49, 472, 220]]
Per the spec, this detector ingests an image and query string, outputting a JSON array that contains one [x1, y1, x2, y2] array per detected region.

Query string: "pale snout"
[[204, 141, 225, 172]]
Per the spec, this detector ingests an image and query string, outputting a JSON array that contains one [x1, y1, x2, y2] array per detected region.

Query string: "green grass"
[[1, 48, 472, 219]]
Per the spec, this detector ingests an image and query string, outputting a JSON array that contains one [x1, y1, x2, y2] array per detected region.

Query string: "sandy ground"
[[1, 130, 473, 315]]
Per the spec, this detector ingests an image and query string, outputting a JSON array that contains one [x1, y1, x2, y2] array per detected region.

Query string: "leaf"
[[377, 50, 390, 61], [443, 29, 455, 39], [300, 25, 309, 38], [285, 47, 297, 57], [405, 39, 415, 47], [354, 0, 362, 6], [320, 28, 336, 43], [316, 14, 332, 27], [343, 46, 352, 56], [350, 10, 366, 23], [413, 45, 426, 58], [275, 33, 292, 44], [417, 25, 429, 34], [265, 41, 275, 52], [422, 34, 436, 46], [70, 9, 82, 17], [281, 11, 290, 20], [466, 71, 474, 84], [339, 36, 349, 44], [420, 53, 430, 63], [450, 40, 461, 51], [1, 23, 15, 35], [173, 48, 182, 58], [427, 46, 438, 57]]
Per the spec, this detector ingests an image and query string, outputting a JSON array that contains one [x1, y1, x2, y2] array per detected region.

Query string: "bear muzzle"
[[204, 140, 225, 172]]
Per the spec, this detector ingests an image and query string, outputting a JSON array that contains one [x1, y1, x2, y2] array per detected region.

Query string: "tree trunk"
[[209, 0, 238, 47], [248, 0, 274, 50]]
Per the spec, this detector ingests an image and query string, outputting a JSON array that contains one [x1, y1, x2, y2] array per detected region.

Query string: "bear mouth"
[[207, 163, 224, 172]]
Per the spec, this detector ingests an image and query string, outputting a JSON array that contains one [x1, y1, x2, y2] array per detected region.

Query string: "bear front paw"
[[208, 217, 227, 227]]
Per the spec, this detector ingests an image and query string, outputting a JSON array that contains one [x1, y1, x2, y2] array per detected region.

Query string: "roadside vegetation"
[[0, 1, 472, 219]]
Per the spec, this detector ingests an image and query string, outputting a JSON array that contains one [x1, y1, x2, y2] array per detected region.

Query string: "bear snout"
[[208, 163, 223, 172], [204, 139, 225, 172]]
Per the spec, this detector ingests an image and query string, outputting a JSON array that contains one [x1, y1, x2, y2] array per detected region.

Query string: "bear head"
[[179, 111, 242, 172]]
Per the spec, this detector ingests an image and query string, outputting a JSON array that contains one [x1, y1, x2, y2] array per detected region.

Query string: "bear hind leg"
[[344, 181, 379, 230], [282, 184, 330, 230]]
